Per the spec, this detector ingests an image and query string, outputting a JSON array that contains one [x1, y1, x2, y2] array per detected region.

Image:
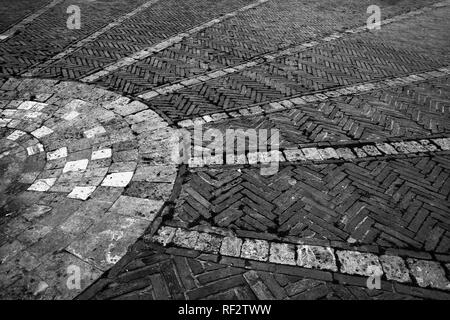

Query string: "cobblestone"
[[2, 0, 450, 301]]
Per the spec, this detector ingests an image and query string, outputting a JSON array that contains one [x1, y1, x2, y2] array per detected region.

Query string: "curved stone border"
[[137, 1, 450, 101], [0, 77, 178, 299], [177, 66, 450, 128], [151, 226, 450, 292]]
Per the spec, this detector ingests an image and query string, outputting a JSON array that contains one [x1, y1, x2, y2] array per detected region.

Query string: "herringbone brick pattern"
[[84, 0, 441, 95], [138, 36, 446, 121], [82, 243, 416, 300], [0, 0, 149, 76], [184, 76, 450, 148], [0, 0, 50, 33], [35, 0, 255, 80], [169, 156, 450, 252]]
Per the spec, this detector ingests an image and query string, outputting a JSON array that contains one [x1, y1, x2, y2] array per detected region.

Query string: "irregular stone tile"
[[132, 165, 177, 183], [67, 186, 97, 201], [0, 240, 25, 263], [284, 148, 306, 161], [375, 143, 398, 155], [152, 226, 177, 246], [353, 147, 368, 158], [113, 101, 147, 116], [22, 204, 52, 221], [108, 195, 163, 221], [62, 159, 89, 173], [17, 224, 53, 246], [241, 239, 269, 261], [67, 215, 148, 270], [62, 110, 80, 121], [101, 171, 134, 187], [220, 237, 243, 257], [7, 130, 26, 141], [83, 126, 106, 139], [59, 214, 94, 234], [31, 126, 53, 138], [297, 245, 338, 271], [407, 259, 450, 290], [318, 147, 339, 160], [28, 178, 57, 192], [301, 148, 322, 160], [173, 229, 199, 249], [194, 233, 222, 253], [336, 250, 383, 276], [269, 243, 296, 265], [419, 139, 438, 152], [362, 145, 382, 156], [26, 144, 44, 156], [380, 255, 411, 283], [35, 251, 102, 300], [91, 148, 112, 160], [432, 138, 450, 150], [47, 147, 68, 160]]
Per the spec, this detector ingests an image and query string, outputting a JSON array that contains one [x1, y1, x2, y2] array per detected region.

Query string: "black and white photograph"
[[0, 0, 449, 307]]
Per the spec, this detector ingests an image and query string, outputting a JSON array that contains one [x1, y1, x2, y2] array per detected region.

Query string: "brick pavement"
[[0, 0, 449, 300]]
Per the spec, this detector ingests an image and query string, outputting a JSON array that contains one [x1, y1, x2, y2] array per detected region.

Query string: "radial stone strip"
[[82, 0, 271, 83], [148, 227, 449, 291], [187, 136, 448, 170], [178, 66, 450, 127]]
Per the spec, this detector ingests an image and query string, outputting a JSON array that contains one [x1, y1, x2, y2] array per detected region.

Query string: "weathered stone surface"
[[407, 259, 450, 290], [337, 250, 383, 276], [220, 237, 243, 257], [108, 195, 163, 221], [297, 245, 338, 271], [269, 243, 296, 265], [380, 255, 411, 283], [173, 229, 200, 249], [241, 239, 269, 261], [152, 226, 177, 246], [194, 233, 222, 253], [101, 172, 133, 187]]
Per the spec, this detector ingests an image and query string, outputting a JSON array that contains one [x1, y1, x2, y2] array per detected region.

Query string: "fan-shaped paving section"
[[0, 77, 177, 299]]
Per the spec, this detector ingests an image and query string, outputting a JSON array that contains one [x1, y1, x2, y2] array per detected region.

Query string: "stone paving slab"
[[0, 0, 449, 301], [0, 78, 177, 299]]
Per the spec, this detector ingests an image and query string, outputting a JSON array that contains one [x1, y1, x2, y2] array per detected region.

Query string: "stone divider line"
[[176, 66, 450, 128], [150, 226, 450, 291], [137, 0, 450, 101], [0, 0, 65, 41], [23, 0, 163, 77], [80, 0, 271, 83], [183, 136, 450, 169]]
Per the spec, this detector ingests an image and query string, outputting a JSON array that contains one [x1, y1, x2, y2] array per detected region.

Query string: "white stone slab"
[[101, 172, 134, 187], [6, 130, 26, 141], [67, 186, 97, 200], [63, 159, 89, 173], [27, 144, 44, 156], [91, 148, 112, 160], [47, 147, 68, 160], [28, 178, 57, 192], [31, 126, 54, 138]]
